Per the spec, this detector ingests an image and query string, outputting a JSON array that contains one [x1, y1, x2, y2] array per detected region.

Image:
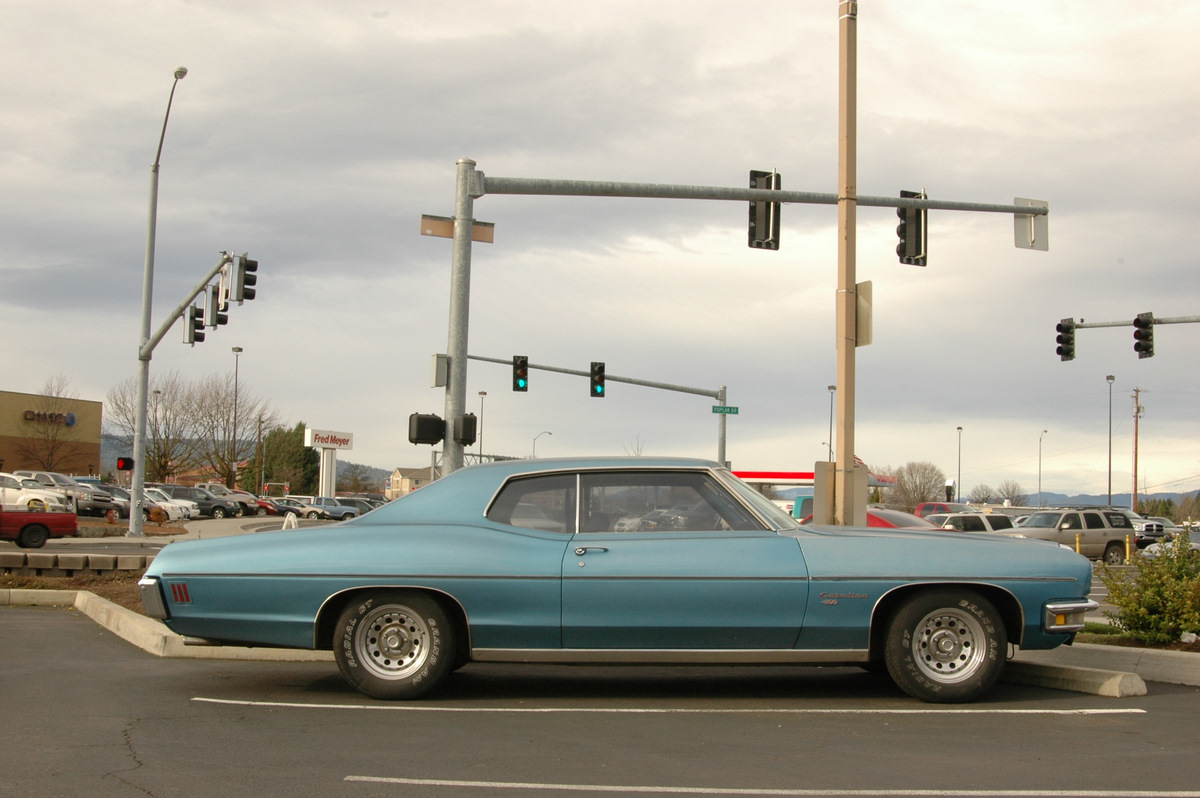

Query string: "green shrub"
[[1100, 528, 1200, 645]]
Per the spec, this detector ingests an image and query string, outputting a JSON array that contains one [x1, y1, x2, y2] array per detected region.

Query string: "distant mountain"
[[1038, 491, 1191, 508]]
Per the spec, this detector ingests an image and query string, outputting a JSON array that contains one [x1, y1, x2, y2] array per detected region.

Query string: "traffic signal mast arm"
[[1055, 313, 1200, 360], [139, 252, 233, 359], [467, 354, 724, 401], [473, 174, 1047, 221]]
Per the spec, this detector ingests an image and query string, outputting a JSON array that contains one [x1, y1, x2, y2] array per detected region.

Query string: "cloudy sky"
[[3, 1, 1197, 500]]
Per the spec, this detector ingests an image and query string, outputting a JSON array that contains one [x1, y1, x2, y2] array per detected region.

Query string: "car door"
[[561, 469, 809, 650]]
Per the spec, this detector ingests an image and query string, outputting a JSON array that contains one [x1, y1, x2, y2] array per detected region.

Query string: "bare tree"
[[192, 373, 278, 487], [106, 371, 205, 482], [968, 483, 997, 504], [888, 461, 947, 512], [996, 480, 1029, 506], [15, 374, 91, 471]]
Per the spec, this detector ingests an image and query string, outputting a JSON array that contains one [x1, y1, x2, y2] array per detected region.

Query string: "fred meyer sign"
[[304, 428, 354, 450]]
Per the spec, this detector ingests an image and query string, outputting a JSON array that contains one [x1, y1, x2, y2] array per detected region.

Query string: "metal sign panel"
[[1014, 198, 1049, 251]]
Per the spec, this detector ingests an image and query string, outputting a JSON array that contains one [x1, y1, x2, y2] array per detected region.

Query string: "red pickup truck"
[[0, 507, 78, 548]]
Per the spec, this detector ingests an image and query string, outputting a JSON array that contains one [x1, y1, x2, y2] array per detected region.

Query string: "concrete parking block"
[[87, 554, 117, 570], [1004, 661, 1147, 697], [115, 554, 147, 571], [0, 551, 26, 570], [26, 552, 56, 570], [56, 553, 89, 571]]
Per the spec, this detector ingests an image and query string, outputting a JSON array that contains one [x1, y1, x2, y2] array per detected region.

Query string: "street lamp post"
[[956, 426, 963, 503], [130, 66, 188, 538], [826, 385, 836, 461], [231, 346, 243, 487], [532, 431, 551, 458], [1038, 429, 1048, 508], [1106, 375, 1115, 505]]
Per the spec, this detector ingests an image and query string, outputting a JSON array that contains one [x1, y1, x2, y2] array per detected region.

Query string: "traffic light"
[[1133, 312, 1155, 358], [747, 169, 781, 250], [1055, 318, 1076, 361], [184, 304, 205, 345], [512, 355, 529, 391], [116, 457, 134, 471], [204, 284, 228, 328], [896, 190, 928, 266], [233, 255, 258, 302], [589, 361, 605, 397], [408, 413, 445, 445]]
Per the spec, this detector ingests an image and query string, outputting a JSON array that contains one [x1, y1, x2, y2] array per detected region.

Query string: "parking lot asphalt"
[[4, 516, 1199, 697]]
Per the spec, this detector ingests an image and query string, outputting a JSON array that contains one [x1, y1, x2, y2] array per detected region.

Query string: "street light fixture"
[[130, 66, 188, 538], [1038, 429, 1048, 508], [532, 430, 551, 458]]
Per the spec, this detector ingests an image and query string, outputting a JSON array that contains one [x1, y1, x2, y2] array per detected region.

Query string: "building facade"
[[0, 389, 103, 477]]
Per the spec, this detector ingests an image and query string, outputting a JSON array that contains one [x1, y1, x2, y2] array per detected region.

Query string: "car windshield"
[[1023, 512, 1061, 529]]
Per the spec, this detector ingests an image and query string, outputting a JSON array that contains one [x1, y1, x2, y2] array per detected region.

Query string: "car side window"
[[1083, 513, 1105, 529], [487, 475, 575, 535], [1104, 512, 1132, 529], [580, 471, 763, 534], [960, 516, 986, 532], [989, 515, 1014, 530], [0, 475, 18, 489], [1060, 513, 1082, 530]]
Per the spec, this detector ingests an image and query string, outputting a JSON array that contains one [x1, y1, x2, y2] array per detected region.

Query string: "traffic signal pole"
[[832, 0, 865, 526]]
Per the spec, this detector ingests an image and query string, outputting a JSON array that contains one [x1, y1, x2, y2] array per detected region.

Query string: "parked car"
[[913, 502, 978, 519], [1, 505, 78, 548], [934, 512, 1016, 533], [335, 497, 377, 515], [155, 484, 239, 519], [13, 470, 114, 516], [996, 508, 1140, 563], [144, 487, 198, 520], [0, 472, 72, 512], [194, 483, 255, 516], [799, 508, 940, 529], [139, 456, 1096, 704], [273, 497, 323, 518], [305, 497, 358, 521]]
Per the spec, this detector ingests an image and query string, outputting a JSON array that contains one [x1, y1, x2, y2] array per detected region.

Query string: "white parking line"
[[344, 775, 1200, 796], [193, 697, 1144, 715]]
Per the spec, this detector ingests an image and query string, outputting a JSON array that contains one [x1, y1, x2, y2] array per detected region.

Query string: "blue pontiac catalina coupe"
[[139, 457, 1096, 703]]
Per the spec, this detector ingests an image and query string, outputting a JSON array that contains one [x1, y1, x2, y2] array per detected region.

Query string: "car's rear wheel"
[[18, 524, 49, 548], [333, 591, 453, 700], [1103, 542, 1126, 565], [256, 506, 268, 516], [884, 590, 1005, 703], [306, 510, 322, 519]]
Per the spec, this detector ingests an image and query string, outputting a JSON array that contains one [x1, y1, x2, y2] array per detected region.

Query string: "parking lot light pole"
[[1038, 429, 1048, 508], [1106, 375, 1115, 505], [957, 426, 963, 503], [232, 347, 242, 487], [130, 66, 187, 539]]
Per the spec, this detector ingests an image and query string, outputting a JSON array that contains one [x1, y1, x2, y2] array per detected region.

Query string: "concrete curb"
[[1, 589, 332, 663]]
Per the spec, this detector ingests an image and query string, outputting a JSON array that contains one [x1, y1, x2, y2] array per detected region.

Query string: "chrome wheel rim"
[[356, 604, 430, 680], [911, 607, 986, 684]]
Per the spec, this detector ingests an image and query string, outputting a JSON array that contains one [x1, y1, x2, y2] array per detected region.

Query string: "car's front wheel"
[[211, 506, 227, 519], [884, 590, 1006, 703], [333, 591, 454, 700]]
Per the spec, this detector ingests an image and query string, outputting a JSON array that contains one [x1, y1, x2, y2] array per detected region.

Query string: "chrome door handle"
[[574, 546, 609, 556]]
